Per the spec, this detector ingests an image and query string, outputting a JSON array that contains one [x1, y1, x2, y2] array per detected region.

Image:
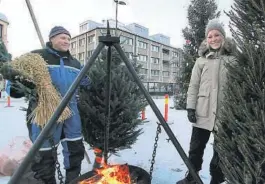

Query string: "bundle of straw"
[[10, 53, 72, 127]]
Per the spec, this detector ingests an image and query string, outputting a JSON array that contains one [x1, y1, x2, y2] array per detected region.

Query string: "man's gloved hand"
[[0, 64, 35, 89], [80, 75, 91, 91], [0, 64, 20, 81], [187, 108, 196, 123], [14, 76, 36, 89]]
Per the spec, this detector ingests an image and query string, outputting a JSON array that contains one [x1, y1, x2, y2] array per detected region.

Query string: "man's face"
[[50, 34, 70, 52]]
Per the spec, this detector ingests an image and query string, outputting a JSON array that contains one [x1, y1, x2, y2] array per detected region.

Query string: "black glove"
[[0, 64, 21, 81], [187, 108, 196, 123], [0, 64, 35, 89], [15, 76, 36, 89]]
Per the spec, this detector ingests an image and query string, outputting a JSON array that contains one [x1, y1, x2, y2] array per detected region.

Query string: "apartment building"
[[0, 12, 8, 46], [70, 19, 183, 93], [0, 12, 9, 93]]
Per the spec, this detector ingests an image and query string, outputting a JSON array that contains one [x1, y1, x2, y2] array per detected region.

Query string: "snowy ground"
[[0, 97, 214, 184]]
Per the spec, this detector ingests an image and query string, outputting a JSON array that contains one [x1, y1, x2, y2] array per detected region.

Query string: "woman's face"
[[207, 30, 224, 50]]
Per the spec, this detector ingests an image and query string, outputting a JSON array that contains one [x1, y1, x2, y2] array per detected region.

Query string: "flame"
[[79, 164, 131, 184]]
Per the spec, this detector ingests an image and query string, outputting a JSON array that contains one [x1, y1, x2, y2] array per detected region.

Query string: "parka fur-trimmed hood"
[[187, 37, 237, 131], [198, 37, 236, 57]]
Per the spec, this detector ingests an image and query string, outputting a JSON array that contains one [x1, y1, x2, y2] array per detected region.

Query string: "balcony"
[[151, 64, 160, 70], [163, 62, 170, 71], [137, 61, 148, 68], [162, 54, 170, 61]]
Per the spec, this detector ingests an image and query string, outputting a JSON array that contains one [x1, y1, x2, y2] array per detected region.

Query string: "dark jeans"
[[188, 127, 224, 182]]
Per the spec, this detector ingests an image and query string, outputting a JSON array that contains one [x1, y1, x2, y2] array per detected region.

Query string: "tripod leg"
[[104, 46, 112, 164], [113, 43, 203, 184], [8, 42, 105, 184]]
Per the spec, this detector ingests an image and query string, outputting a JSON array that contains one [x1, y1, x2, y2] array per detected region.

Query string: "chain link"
[[49, 137, 64, 184], [149, 122, 162, 180]]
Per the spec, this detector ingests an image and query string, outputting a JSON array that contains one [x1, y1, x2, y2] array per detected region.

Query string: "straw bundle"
[[10, 53, 72, 127]]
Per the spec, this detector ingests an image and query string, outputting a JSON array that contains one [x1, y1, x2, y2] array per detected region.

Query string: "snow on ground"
[[0, 97, 214, 184]]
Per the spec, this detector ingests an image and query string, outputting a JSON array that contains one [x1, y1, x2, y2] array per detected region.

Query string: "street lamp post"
[[114, 0, 126, 35]]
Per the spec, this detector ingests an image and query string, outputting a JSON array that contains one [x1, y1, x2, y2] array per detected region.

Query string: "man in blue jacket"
[[2, 26, 90, 184]]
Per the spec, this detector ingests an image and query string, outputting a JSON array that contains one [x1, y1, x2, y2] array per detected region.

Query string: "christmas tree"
[[215, 0, 265, 183], [0, 38, 11, 66], [174, 0, 220, 109], [78, 47, 147, 155]]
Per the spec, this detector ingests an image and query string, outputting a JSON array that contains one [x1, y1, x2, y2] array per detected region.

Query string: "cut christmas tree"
[[215, 0, 265, 183], [78, 47, 147, 158]]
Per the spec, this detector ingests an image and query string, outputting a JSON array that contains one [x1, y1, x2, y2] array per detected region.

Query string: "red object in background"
[[141, 108, 145, 120], [7, 96, 11, 107], [164, 94, 169, 122]]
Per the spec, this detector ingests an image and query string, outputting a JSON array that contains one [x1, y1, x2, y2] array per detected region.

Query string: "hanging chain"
[[149, 122, 162, 180], [49, 137, 64, 184]]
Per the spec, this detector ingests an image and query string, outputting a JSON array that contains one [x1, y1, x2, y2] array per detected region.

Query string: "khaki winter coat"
[[187, 38, 236, 131]]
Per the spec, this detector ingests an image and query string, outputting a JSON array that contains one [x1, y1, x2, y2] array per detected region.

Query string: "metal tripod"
[[7, 22, 203, 184]]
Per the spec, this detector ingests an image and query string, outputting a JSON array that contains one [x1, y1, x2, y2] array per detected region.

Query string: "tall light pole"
[[114, 0, 126, 35]]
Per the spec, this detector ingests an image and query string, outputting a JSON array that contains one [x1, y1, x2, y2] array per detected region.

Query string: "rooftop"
[[0, 12, 8, 24], [74, 19, 181, 50]]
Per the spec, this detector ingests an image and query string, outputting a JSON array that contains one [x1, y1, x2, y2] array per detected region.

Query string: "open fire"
[[79, 164, 131, 184], [71, 164, 151, 184]]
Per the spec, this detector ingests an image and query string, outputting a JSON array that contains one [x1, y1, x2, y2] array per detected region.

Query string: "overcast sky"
[[0, 0, 233, 57]]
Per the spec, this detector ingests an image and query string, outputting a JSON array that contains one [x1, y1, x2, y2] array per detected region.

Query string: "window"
[[173, 72, 177, 76], [140, 68, 148, 75], [71, 42, 76, 49], [79, 52, 85, 60], [138, 54, 148, 62], [100, 29, 107, 34], [151, 45, 159, 52], [138, 41, 147, 49], [172, 62, 177, 67], [162, 48, 169, 55], [125, 52, 133, 59], [151, 70, 160, 76], [173, 51, 178, 57], [79, 39, 85, 46], [87, 50, 94, 58], [87, 35, 95, 43], [163, 60, 170, 65], [0, 24, 2, 39], [120, 36, 133, 45], [163, 71, 170, 77], [151, 57, 159, 64]]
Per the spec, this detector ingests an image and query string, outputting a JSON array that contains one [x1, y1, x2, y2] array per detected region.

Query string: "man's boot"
[[18, 165, 45, 184], [210, 176, 225, 184], [31, 151, 56, 184], [176, 173, 198, 184], [41, 176, 56, 184], [65, 166, 81, 184]]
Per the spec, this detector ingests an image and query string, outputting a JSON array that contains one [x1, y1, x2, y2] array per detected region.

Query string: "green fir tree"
[[78, 48, 147, 154], [215, 0, 265, 183], [0, 38, 11, 67]]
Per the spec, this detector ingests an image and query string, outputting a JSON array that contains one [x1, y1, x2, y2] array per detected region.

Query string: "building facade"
[[0, 12, 9, 94], [70, 19, 183, 94], [0, 12, 8, 46]]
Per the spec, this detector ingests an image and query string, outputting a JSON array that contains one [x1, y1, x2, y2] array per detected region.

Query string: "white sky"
[[0, 0, 233, 57]]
